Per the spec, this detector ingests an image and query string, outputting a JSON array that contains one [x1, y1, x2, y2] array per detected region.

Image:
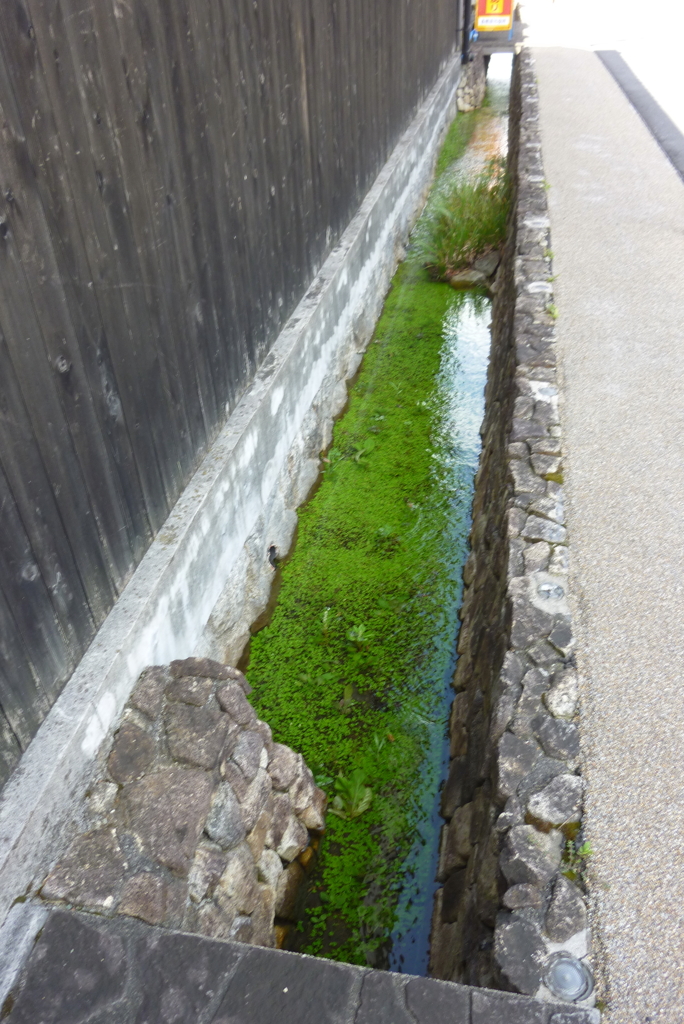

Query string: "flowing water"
[[242, 55, 511, 972], [389, 53, 512, 976]]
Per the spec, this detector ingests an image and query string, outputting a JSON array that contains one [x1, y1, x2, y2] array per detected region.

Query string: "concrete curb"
[[596, 50, 684, 185]]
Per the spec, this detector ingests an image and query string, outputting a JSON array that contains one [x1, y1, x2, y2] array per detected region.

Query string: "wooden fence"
[[0, 0, 462, 785]]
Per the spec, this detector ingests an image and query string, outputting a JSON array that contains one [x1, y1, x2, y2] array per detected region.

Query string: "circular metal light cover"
[[544, 952, 594, 1002]]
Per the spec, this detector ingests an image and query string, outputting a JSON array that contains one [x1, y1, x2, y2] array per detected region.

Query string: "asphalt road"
[[522, 5, 684, 1022]]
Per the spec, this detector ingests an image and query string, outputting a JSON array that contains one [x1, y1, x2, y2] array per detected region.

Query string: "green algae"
[[249, 264, 461, 963], [244, 111, 494, 967], [434, 110, 479, 178]]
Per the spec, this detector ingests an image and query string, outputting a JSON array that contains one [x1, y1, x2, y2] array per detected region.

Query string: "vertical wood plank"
[[0, 0, 459, 782]]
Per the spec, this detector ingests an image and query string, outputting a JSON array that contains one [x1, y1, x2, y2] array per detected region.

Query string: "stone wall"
[[38, 658, 325, 949], [457, 55, 488, 113], [429, 51, 595, 1010]]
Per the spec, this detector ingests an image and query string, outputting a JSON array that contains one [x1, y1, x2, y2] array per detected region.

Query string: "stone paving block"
[[212, 943, 359, 1024], [497, 733, 541, 801], [531, 714, 579, 761], [164, 674, 215, 706], [117, 872, 166, 926], [129, 924, 242, 1024], [526, 774, 582, 827], [354, 971, 414, 1024], [129, 666, 167, 719], [232, 730, 265, 781], [206, 783, 247, 850], [4, 908, 585, 1024], [501, 825, 562, 888], [217, 683, 258, 727], [169, 656, 241, 682], [7, 910, 130, 1023], [545, 877, 587, 942], [471, 987, 549, 1024], [164, 703, 229, 769], [404, 976, 471, 1023], [494, 912, 547, 995], [503, 883, 545, 910], [268, 744, 300, 790], [548, 1011, 600, 1024], [543, 672, 578, 720]]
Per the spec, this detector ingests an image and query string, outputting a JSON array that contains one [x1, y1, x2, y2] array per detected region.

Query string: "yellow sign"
[[475, 0, 513, 32]]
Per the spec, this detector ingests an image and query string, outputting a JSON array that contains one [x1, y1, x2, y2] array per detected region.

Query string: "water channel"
[[242, 55, 511, 974]]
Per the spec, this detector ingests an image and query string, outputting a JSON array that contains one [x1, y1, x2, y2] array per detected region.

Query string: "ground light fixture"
[[544, 952, 594, 1002]]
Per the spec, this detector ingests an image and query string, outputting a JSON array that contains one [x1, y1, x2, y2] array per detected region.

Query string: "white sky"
[[522, 0, 684, 135]]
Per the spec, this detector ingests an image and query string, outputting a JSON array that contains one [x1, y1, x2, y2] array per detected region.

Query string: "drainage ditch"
[[27, 49, 597, 1017], [238, 58, 512, 974]]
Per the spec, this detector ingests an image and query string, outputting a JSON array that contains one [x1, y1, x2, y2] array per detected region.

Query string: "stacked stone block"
[[430, 51, 594, 1011], [39, 657, 325, 948], [457, 55, 488, 113]]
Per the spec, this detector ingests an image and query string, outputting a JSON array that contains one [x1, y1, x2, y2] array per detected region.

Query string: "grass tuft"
[[419, 157, 509, 280]]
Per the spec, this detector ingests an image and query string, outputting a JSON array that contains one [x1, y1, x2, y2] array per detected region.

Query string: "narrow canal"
[[242, 56, 511, 973]]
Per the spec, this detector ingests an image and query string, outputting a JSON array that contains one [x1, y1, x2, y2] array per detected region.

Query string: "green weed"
[[419, 158, 509, 280], [562, 838, 594, 881], [330, 770, 374, 820]]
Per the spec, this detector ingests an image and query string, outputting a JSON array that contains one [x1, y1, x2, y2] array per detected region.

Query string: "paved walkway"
[[525, 3, 684, 1022]]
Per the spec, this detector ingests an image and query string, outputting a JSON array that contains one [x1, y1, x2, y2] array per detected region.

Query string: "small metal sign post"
[[474, 0, 514, 33]]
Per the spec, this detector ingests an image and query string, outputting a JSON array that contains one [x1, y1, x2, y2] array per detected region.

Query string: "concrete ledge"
[[2, 907, 599, 1023], [0, 52, 463, 927]]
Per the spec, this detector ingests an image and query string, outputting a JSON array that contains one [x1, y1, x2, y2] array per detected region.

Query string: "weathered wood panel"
[[0, 0, 462, 785]]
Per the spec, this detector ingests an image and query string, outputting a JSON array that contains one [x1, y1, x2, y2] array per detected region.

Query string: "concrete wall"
[[0, 54, 462, 930]]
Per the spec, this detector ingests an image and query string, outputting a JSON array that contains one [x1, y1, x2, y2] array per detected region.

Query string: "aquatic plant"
[[330, 770, 373, 820], [244, 105, 490, 967], [247, 260, 459, 963], [420, 157, 509, 279]]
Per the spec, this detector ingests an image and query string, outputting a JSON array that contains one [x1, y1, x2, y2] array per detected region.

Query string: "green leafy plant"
[[371, 733, 386, 756], [321, 447, 346, 473], [330, 770, 374, 819], [351, 438, 376, 464], [562, 838, 594, 881], [313, 769, 335, 790], [434, 109, 479, 177], [419, 158, 509, 280], [346, 623, 373, 650]]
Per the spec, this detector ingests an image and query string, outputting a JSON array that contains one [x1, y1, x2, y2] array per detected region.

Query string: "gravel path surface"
[[526, 23, 684, 1024]]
